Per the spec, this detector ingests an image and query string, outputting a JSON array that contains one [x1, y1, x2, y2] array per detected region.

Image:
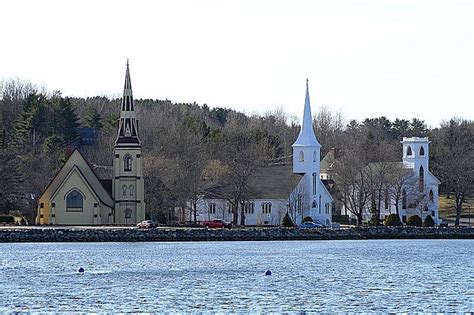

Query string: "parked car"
[[298, 221, 324, 229], [202, 219, 232, 229], [137, 220, 156, 229]]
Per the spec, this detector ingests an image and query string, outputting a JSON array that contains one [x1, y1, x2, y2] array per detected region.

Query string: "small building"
[[36, 62, 145, 225]]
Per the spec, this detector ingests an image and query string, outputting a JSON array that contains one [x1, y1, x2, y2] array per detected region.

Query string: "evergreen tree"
[[0, 145, 24, 213], [83, 105, 103, 128], [281, 212, 294, 227]]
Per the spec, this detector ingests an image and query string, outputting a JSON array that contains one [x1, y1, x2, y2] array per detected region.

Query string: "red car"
[[202, 219, 232, 229]]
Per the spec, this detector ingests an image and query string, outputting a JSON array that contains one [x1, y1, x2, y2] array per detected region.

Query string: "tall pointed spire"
[[292, 79, 320, 147], [115, 60, 140, 146]]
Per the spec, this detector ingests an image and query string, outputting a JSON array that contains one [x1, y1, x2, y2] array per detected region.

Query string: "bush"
[[0, 215, 15, 224], [384, 214, 402, 227], [281, 212, 294, 228], [407, 215, 422, 227], [332, 215, 350, 225], [368, 216, 380, 226], [302, 216, 314, 223], [423, 215, 435, 227]]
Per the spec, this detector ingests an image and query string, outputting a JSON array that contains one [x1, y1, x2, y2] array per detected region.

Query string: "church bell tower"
[[113, 61, 145, 224]]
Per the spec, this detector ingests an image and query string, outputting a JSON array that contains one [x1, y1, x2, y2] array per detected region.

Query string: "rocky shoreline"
[[0, 226, 473, 242]]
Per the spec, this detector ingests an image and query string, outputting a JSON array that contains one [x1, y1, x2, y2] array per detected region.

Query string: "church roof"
[[202, 165, 302, 200], [39, 149, 115, 208], [292, 79, 321, 148]]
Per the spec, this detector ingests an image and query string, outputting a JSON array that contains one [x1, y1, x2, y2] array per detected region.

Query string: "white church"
[[185, 80, 334, 226], [321, 137, 441, 224]]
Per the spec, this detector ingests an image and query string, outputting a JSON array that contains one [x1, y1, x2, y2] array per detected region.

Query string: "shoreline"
[[0, 226, 473, 242]]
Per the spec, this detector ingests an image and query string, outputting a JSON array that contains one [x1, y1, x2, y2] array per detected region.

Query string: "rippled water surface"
[[0, 240, 472, 313]]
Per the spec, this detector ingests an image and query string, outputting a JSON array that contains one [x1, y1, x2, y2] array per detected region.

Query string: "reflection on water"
[[0, 240, 472, 312]]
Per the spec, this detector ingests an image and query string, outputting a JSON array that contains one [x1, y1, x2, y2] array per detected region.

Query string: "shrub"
[[332, 215, 350, 225], [281, 212, 294, 228], [407, 215, 422, 227], [423, 215, 435, 227], [384, 214, 402, 226], [302, 216, 314, 223], [368, 216, 380, 226], [0, 215, 15, 224]]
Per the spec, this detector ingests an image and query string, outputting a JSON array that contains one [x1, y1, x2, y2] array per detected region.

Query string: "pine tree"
[[83, 105, 103, 129], [0, 145, 24, 213], [281, 212, 294, 227]]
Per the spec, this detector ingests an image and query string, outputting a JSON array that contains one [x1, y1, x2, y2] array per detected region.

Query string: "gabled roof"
[[39, 149, 114, 208]]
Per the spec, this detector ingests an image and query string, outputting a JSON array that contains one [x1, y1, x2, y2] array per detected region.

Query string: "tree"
[[431, 118, 474, 226], [83, 105, 103, 128], [281, 212, 294, 227]]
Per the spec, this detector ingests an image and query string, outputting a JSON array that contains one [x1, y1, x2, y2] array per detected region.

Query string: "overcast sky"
[[1, 0, 472, 126]]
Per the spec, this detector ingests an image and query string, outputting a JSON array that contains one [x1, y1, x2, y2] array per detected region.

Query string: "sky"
[[0, 0, 472, 127]]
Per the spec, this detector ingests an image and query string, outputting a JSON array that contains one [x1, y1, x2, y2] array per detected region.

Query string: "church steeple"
[[292, 79, 320, 148], [115, 61, 140, 146]]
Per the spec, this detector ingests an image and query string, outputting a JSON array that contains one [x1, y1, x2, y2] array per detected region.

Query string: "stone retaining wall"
[[0, 227, 473, 242]]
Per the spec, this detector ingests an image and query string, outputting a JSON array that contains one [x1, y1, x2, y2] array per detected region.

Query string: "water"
[[0, 240, 472, 313]]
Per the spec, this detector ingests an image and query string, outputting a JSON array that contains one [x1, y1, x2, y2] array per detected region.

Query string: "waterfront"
[[0, 240, 472, 313]]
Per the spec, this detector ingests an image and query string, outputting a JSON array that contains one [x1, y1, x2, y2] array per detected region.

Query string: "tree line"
[[0, 79, 472, 225]]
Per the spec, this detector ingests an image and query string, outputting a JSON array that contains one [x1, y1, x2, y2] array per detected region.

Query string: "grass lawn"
[[438, 195, 473, 219]]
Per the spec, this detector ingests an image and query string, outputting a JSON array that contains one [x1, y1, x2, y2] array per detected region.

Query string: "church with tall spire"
[[36, 62, 145, 225], [291, 79, 333, 225]]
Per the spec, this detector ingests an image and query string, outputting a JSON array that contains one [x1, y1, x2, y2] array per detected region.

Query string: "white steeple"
[[292, 79, 320, 148]]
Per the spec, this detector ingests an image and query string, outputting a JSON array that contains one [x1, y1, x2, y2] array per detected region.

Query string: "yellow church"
[[36, 62, 145, 225]]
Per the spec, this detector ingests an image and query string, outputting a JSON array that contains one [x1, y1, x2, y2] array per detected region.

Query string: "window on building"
[[66, 190, 83, 212], [429, 190, 434, 202], [319, 195, 322, 214], [419, 146, 425, 156], [407, 146, 413, 156], [312, 200, 316, 208], [312, 173, 317, 195], [402, 189, 407, 209], [209, 203, 216, 214], [245, 202, 255, 214], [299, 151, 304, 162], [124, 155, 132, 172], [129, 185, 134, 196], [325, 203, 330, 214], [261, 202, 272, 214], [122, 185, 127, 196], [125, 208, 132, 219], [384, 190, 389, 209], [313, 151, 317, 162], [419, 166, 424, 192]]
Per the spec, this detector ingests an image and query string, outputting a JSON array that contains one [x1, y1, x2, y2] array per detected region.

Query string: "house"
[[36, 62, 145, 225], [183, 80, 334, 226]]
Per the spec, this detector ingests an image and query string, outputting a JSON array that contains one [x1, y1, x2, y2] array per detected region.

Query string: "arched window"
[[245, 202, 255, 214], [419, 146, 425, 156], [261, 202, 272, 214], [319, 195, 322, 214], [129, 185, 134, 196], [299, 151, 304, 162], [429, 190, 434, 202], [313, 151, 317, 162], [124, 154, 132, 172], [419, 166, 424, 192], [312, 200, 316, 208], [402, 189, 407, 209], [66, 190, 83, 212], [209, 203, 216, 214], [312, 173, 317, 195], [122, 185, 127, 196], [407, 146, 413, 156]]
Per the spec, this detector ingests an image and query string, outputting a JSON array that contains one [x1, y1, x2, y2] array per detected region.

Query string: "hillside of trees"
[[1, 79, 472, 225]]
